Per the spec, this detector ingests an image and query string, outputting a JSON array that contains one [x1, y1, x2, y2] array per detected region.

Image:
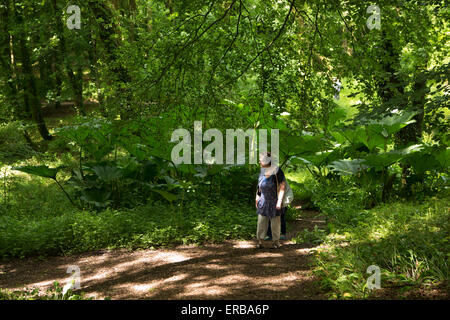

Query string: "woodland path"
[[0, 207, 329, 300]]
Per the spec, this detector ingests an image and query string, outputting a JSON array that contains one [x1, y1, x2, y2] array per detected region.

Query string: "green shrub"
[[311, 196, 450, 299], [0, 121, 35, 163], [310, 178, 369, 227], [0, 199, 258, 259], [293, 225, 327, 244]]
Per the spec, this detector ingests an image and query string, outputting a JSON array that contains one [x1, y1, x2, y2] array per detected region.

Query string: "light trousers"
[[257, 214, 281, 244]]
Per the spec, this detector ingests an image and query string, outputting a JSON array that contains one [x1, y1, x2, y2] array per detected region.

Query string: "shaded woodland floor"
[[0, 210, 329, 300]]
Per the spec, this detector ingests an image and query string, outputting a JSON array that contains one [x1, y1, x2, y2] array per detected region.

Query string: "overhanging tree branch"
[[208, 0, 243, 85], [136, 0, 236, 90], [222, 0, 295, 88]]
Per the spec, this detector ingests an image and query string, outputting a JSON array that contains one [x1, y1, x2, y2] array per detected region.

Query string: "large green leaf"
[[12, 165, 61, 180], [121, 159, 142, 180], [435, 147, 450, 169], [290, 148, 341, 167], [121, 143, 148, 161], [405, 153, 440, 176], [80, 188, 112, 207], [326, 107, 347, 129], [328, 159, 370, 175], [307, 149, 342, 166], [141, 161, 159, 182], [366, 111, 418, 137], [91, 165, 123, 182], [88, 145, 115, 162], [402, 145, 442, 175], [363, 152, 403, 167], [363, 144, 424, 167], [289, 156, 312, 166], [151, 189, 178, 202], [331, 111, 419, 152], [207, 164, 224, 176], [280, 132, 327, 156], [176, 164, 197, 175], [55, 124, 90, 145], [194, 166, 208, 178], [332, 126, 385, 152], [56, 119, 115, 161], [67, 170, 98, 189]]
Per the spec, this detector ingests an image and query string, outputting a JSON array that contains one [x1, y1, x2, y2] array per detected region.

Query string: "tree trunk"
[[87, 27, 105, 114], [51, 50, 62, 109], [0, 2, 22, 119], [396, 75, 426, 146], [50, 0, 85, 116], [88, 1, 132, 119], [74, 64, 84, 114], [18, 31, 52, 140], [12, 1, 52, 140]]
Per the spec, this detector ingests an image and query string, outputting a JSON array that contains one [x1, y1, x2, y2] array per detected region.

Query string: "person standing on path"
[[255, 152, 286, 249]]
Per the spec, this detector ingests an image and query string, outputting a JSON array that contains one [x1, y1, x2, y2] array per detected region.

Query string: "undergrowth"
[[308, 193, 449, 299]]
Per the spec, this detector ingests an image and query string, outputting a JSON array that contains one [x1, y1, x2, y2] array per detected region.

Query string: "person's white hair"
[[259, 152, 271, 165]]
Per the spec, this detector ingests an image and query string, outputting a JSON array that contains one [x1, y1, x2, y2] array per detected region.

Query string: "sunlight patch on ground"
[[153, 251, 191, 263], [21, 279, 62, 289], [83, 269, 115, 282], [162, 273, 188, 284], [133, 273, 188, 294], [105, 259, 147, 273], [232, 241, 255, 249], [186, 282, 205, 289], [104, 251, 190, 274], [132, 283, 158, 293], [295, 248, 315, 254], [262, 274, 297, 285], [251, 252, 283, 258]]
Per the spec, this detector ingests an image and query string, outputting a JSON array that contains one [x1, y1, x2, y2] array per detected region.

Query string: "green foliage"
[[0, 122, 35, 163], [0, 197, 257, 259], [287, 109, 449, 203], [309, 178, 369, 226], [55, 118, 117, 162], [293, 225, 327, 245], [311, 196, 450, 299], [328, 159, 369, 176], [13, 156, 175, 210], [13, 165, 61, 180]]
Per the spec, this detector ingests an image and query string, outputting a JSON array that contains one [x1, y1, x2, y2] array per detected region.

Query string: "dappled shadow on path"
[[0, 240, 325, 300], [0, 209, 328, 299]]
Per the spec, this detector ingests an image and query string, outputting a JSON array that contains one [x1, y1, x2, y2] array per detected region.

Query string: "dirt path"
[[0, 210, 328, 300]]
